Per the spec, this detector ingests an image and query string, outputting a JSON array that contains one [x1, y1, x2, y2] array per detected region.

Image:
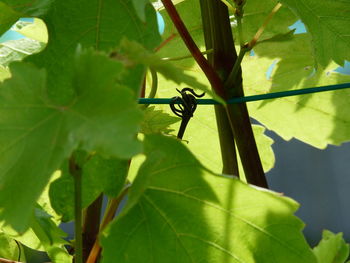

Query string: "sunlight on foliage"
[[102, 135, 315, 263]]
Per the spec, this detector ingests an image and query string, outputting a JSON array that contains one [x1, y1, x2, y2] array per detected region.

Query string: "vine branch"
[[85, 185, 130, 263], [248, 3, 282, 48], [69, 155, 83, 263], [161, 0, 226, 99], [0, 258, 22, 263]]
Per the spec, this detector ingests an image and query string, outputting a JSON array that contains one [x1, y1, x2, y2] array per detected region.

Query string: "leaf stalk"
[[69, 155, 83, 263]]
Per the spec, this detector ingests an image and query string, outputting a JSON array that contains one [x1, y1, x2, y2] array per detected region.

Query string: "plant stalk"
[[199, 0, 239, 176], [0, 258, 22, 263], [85, 185, 130, 263], [248, 3, 282, 48], [200, 0, 268, 187], [69, 155, 83, 263], [161, 0, 226, 99], [82, 194, 103, 262]]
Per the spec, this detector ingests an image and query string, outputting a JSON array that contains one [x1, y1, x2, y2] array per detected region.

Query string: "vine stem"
[[141, 68, 158, 109], [224, 47, 248, 90], [248, 3, 282, 48], [69, 156, 83, 263], [161, 0, 226, 99], [82, 194, 103, 262], [0, 258, 21, 263], [200, 0, 268, 187], [226, 2, 282, 93], [220, 0, 235, 13], [85, 185, 130, 263]]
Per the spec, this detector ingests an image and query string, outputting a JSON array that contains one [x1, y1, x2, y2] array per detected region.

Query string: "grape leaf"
[[50, 155, 128, 222], [279, 0, 350, 66], [0, 50, 142, 231], [0, 65, 10, 81], [244, 34, 350, 148], [140, 106, 179, 135], [12, 18, 48, 43], [239, 0, 297, 42], [0, 232, 20, 261], [118, 38, 223, 102], [152, 74, 275, 174], [313, 230, 349, 263], [1, 204, 67, 255], [0, 0, 52, 35], [132, 0, 150, 22], [26, 0, 161, 104], [30, 206, 72, 263], [36, 171, 61, 224], [102, 135, 316, 263]]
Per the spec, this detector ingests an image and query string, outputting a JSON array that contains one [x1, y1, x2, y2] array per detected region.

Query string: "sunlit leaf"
[[313, 230, 349, 263], [0, 50, 142, 231], [140, 106, 179, 135], [244, 34, 350, 148], [280, 0, 350, 66], [26, 0, 161, 103], [0, 232, 20, 261], [102, 135, 316, 263]]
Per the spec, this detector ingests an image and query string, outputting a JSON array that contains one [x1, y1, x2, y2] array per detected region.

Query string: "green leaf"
[[0, 50, 142, 231], [313, 230, 349, 263], [50, 154, 128, 222], [0, 232, 20, 260], [257, 29, 296, 45], [239, 0, 297, 42], [140, 106, 179, 135], [0, 0, 52, 35], [1, 203, 66, 255], [0, 65, 10, 81], [36, 171, 62, 224], [84, 154, 129, 198], [132, 0, 150, 22], [151, 81, 275, 174], [243, 34, 350, 148], [118, 38, 223, 102], [12, 18, 48, 43], [30, 206, 72, 263], [26, 0, 161, 103], [279, 0, 350, 66], [102, 134, 316, 263]]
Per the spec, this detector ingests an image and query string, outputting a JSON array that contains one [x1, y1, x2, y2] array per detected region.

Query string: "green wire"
[[138, 82, 350, 105]]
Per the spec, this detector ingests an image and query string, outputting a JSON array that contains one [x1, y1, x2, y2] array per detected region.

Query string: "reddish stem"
[[161, 0, 226, 99]]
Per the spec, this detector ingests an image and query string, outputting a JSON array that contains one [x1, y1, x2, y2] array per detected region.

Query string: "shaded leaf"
[[0, 0, 52, 35], [102, 135, 316, 263], [132, 0, 150, 22], [50, 154, 128, 222], [30, 206, 72, 263]]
